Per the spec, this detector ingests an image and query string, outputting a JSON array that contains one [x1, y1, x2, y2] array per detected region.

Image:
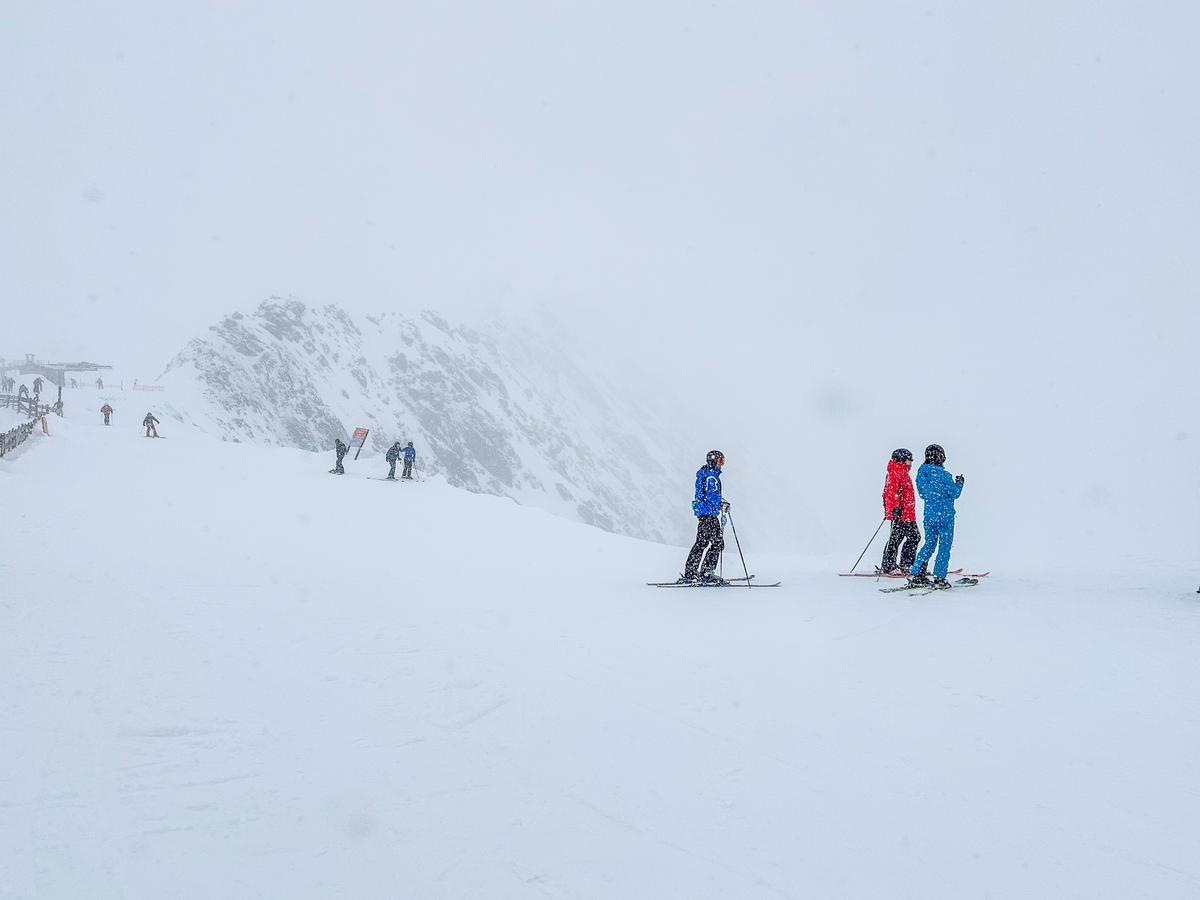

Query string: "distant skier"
[[678, 450, 729, 584], [100, 403, 113, 425], [96, 376, 104, 389], [879, 448, 920, 575], [385, 441, 401, 480], [142, 412, 160, 437], [402, 441, 416, 479], [70, 378, 78, 389], [32, 376, 43, 394], [331, 439, 348, 475], [908, 444, 965, 589]]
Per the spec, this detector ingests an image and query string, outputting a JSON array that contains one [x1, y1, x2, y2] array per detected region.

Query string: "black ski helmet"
[[925, 444, 946, 465], [891, 448, 913, 463], [706, 449, 725, 467]]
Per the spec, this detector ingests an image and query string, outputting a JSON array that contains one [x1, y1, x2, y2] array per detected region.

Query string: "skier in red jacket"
[[879, 448, 921, 575]]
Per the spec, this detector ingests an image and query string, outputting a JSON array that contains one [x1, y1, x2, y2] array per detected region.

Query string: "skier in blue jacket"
[[402, 441, 416, 479], [679, 450, 730, 584], [908, 443, 965, 589]]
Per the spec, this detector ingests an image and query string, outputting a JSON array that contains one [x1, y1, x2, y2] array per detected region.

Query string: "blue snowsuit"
[[910, 462, 964, 579], [692, 465, 723, 516], [402, 444, 416, 478], [684, 464, 725, 577]]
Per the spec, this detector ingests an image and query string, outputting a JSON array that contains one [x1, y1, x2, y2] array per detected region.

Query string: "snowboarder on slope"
[[908, 444, 965, 589], [402, 441, 416, 479], [332, 439, 348, 475], [679, 450, 729, 584], [142, 412, 160, 437], [100, 403, 113, 425], [879, 448, 920, 575], [385, 441, 401, 480]]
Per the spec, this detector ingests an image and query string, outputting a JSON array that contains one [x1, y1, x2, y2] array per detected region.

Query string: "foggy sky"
[[4, 2, 1197, 561]]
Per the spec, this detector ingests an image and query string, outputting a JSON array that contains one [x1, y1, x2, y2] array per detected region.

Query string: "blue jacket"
[[403, 446, 416, 463], [386, 446, 400, 463], [692, 465, 723, 517], [915, 462, 963, 520]]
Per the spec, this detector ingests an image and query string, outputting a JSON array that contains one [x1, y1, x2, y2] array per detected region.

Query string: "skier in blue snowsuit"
[[679, 450, 730, 584], [402, 441, 416, 479], [908, 443, 965, 588]]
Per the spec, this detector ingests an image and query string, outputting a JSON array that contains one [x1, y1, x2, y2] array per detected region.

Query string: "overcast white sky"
[[3, 1, 1197, 559]]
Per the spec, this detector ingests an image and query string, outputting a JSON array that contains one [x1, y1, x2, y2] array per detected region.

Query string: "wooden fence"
[[0, 392, 57, 419], [0, 392, 56, 459], [0, 419, 36, 458]]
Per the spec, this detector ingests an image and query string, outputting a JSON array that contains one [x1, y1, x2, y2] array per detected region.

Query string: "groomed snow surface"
[[3, 415, 1198, 899]]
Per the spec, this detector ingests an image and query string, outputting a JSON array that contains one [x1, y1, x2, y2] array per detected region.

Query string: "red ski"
[[839, 568, 962, 578]]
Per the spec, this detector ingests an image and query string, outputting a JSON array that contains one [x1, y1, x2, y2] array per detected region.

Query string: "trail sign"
[[352, 427, 369, 460]]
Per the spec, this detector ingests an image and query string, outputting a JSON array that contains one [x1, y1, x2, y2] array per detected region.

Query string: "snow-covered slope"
[[156, 297, 688, 543], [4, 415, 1200, 898]]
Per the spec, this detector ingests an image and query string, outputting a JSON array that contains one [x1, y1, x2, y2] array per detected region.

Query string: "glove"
[[891, 506, 902, 521], [955, 474, 965, 485], [720, 501, 730, 512]]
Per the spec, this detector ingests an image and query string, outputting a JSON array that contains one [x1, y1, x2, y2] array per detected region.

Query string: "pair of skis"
[[647, 575, 782, 588], [878, 574, 988, 596]]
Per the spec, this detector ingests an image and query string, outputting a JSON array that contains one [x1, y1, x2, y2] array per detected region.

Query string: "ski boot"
[[698, 573, 730, 586], [930, 577, 952, 590], [674, 573, 698, 585], [905, 571, 932, 589]]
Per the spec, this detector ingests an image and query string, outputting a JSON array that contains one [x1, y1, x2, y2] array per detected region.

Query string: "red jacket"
[[100, 404, 113, 414], [882, 459, 916, 522]]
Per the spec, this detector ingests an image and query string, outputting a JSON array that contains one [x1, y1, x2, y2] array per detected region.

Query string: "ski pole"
[[849, 518, 887, 574], [725, 510, 753, 588]]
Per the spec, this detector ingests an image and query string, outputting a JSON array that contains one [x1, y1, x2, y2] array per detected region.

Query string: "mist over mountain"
[[157, 297, 693, 544]]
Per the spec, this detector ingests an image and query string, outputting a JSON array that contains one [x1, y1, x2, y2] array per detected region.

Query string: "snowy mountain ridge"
[[157, 297, 689, 543]]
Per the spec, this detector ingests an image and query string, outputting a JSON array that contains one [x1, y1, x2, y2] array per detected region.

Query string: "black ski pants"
[[882, 519, 921, 571], [402, 461, 413, 479], [387, 460, 397, 478], [684, 515, 725, 577], [335, 453, 346, 474]]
